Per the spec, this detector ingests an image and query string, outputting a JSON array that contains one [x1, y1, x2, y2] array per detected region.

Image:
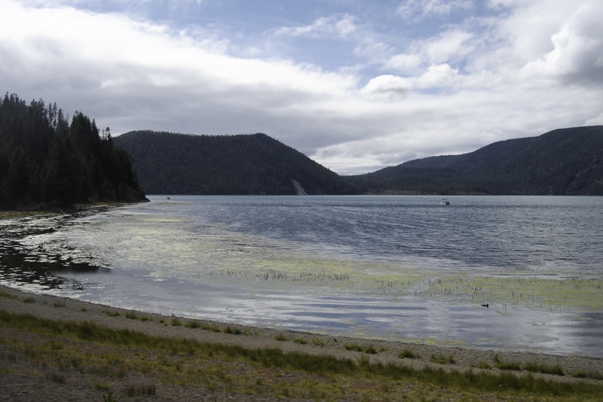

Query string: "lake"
[[1, 195, 602, 356]]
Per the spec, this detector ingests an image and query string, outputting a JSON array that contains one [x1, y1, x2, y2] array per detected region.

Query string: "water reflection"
[[0, 240, 102, 290]]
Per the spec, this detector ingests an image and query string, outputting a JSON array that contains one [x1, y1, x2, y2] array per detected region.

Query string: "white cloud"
[[416, 64, 458, 88], [385, 29, 474, 76], [585, 113, 603, 126], [424, 30, 474, 64], [360, 75, 413, 101], [518, 5, 603, 86], [397, 0, 474, 21], [275, 14, 358, 39]]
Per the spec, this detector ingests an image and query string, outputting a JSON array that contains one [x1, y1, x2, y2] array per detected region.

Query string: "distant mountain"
[[113, 131, 359, 195], [347, 126, 603, 195]]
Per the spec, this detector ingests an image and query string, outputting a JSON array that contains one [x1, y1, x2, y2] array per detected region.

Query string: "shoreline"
[[2, 283, 602, 381]]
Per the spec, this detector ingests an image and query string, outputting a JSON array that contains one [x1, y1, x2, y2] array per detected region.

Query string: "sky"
[[1, 0, 602, 175]]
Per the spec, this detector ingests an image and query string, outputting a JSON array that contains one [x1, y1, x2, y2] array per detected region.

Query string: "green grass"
[[571, 370, 603, 380], [224, 326, 242, 335], [344, 343, 378, 354], [93, 381, 111, 391], [430, 353, 455, 365], [1, 309, 602, 401], [22, 297, 36, 303], [102, 391, 117, 402], [274, 334, 288, 342], [312, 338, 324, 347], [101, 309, 120, 317], [524, 362, 565, 376], [125, 384, 156, 397], [0, 291, 18, 300], [125, 312, 138, 320], [184, 320, 200, 328], [398, 349, 421, 359]]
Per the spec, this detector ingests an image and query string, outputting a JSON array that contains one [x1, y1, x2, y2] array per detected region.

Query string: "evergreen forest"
[[0, 93, 146, 210]]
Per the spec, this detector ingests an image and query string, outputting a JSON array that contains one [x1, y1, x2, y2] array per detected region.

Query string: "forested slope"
[[348, 126, 603, 195], [113, 131, 359, 195], [0, 93, 146, 209]]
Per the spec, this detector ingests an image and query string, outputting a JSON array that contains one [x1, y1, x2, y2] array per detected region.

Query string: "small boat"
[[440, 199, 450, 205]]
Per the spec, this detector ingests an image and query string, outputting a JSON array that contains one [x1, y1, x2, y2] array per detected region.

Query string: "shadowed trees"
[[0, 93, 146, 209]]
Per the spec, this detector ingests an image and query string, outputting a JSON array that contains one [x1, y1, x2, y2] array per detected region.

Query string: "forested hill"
[[348, 126, 603, 195], [113, 131, 359, 195], [0, 93, 147, 210]]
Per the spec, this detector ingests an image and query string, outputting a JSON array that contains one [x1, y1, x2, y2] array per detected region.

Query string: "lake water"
[[2, 195, 602, 356]]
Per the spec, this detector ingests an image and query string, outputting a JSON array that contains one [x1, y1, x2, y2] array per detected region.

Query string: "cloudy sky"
[[2, 0, 602, 174]]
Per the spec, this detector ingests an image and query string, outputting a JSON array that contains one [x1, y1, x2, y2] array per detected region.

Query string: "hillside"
[[113, 131, 359, 195], [0, 93, 146, 209], [348, 126, 603, 195]]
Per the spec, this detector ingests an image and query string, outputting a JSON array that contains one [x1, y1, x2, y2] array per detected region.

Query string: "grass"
[[398, 349, 421, 359], [524, 362, 565, 376], [312, 338, 325, 347], [102, 392, 117, 402], [1, 309, 602, 401], [344, 343, 379, 354], [430, 353, 455, 365], [0, 291, 18, 300], [125, 384, 156, 397], [101, 309, 120, 317], [571, 370, 603, 380], [125, 312, 138, 320], [185, 320, 201, 328], [224, 326, 243, 335]]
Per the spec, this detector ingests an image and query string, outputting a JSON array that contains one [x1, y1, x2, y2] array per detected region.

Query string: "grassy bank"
[[1, 308, 602, 401]]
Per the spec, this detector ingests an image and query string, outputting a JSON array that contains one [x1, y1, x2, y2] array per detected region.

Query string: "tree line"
[[0, 93, 146, 209]]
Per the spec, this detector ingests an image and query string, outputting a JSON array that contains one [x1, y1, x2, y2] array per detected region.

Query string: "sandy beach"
[[2, 284, 603, 401]]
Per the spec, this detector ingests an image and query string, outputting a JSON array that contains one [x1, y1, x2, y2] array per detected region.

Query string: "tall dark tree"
[[0, 92, 146, 209]]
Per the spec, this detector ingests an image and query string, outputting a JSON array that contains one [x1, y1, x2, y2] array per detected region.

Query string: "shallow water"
[[1, 195, 602, 356]]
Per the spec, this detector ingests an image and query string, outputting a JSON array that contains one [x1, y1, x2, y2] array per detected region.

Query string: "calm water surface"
[[2, 195, 602, 356]]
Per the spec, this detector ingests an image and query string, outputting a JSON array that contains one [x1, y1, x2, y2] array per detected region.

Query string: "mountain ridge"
[[349, 126, 603, 195], [114, 126, 603, 196], [113, 130, 359, 195]]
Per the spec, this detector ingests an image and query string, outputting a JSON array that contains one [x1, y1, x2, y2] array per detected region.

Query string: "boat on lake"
[[440, 199, 450, 205]]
